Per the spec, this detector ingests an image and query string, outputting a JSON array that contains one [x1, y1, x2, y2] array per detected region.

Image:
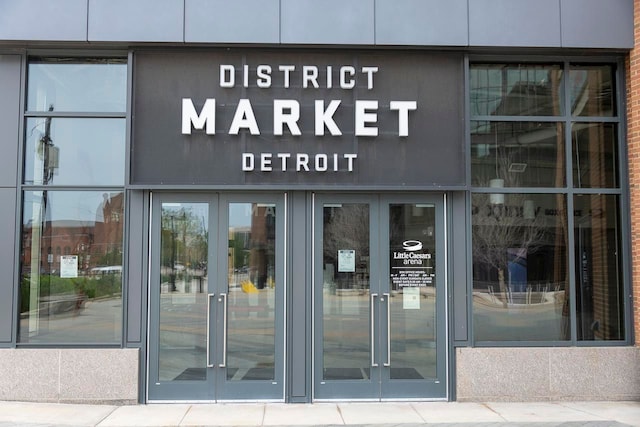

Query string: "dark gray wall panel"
[[375, 0, 468, 46], [289, 192, 308, 399], [0, 55, 20, 187], [126, 191, 145, 343], [450, 192, 468, 343], [88, 0, 183, 42], [132, 51, 466, 188], [469, 0, 561, 47], [0, 0, 87, 41], [185, 0, 279, 44], [561, 0, 634, 49], [281, 0, 374, 45], [0, 188, 16, 343]]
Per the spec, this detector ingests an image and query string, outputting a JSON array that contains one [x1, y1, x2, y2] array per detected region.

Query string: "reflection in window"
[[24, 118, 126, 186], [570, 65, 615, 117], [470, 61, 625, 344], [470, 64, 563, 117], [389, 204, 436, 380], [574, 195, 624, 340], [158, 202, 209, 381], [227, 203, 277, 381], [27, 58, 127, 113], [471, 121, 565, 187], [19, 191, 124, 344], [20, 57, 127, 346], [572, 123, 618, 188], [472, 193, 569, 341], [322, 204, 371, 380]]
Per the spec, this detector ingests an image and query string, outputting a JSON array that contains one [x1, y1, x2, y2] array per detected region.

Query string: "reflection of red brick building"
[[249, 204, 276, 289], [21, 193, 124, 275]]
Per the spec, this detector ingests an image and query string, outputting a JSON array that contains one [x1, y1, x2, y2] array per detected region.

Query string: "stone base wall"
[[0, 348, 139, 404], [456, 347, 640, 401]]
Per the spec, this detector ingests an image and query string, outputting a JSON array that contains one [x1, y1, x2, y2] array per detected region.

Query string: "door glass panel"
[[322, 203, 371, 380], [159, 202, 209, 381], [227, 203, 277, 381], [389, 204, 437, 379]]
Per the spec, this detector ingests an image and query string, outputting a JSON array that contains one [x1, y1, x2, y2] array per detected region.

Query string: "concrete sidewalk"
[[0, 401, 638, 426]]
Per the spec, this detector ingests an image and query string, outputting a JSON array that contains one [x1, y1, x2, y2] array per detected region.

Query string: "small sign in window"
[[60, 255, 78, 278], [338, 249, 355, 273]]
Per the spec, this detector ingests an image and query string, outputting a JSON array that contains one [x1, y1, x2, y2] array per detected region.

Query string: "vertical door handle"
[[370, 293, 379, 367], [206, 293, 215, 368], [218, 293, 228, 368], [383, 293, 391, 367]]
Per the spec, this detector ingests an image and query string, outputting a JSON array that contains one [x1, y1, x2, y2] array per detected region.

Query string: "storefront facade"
[[0, 0, 638, 403]]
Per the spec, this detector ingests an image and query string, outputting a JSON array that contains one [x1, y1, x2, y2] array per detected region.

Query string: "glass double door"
[[314, 194, 447, 400], [148, 193, 285, 401]]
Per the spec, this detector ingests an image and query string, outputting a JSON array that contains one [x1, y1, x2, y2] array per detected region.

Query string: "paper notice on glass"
[[60, 255, 79, 278], [403, 287, 420, 310], [338, 249, 356, 272]]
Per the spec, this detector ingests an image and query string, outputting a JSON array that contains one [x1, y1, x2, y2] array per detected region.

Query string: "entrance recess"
[[148, 193, 285, 401], [314, 194, 447, 400]]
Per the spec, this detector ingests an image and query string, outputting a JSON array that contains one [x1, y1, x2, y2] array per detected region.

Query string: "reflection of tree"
[[472, 193, 548, 305], [161, 208, 208, 291], [324, 205, 369, 260], [161, 209, 207, 266], [323, 205, 369, 288]]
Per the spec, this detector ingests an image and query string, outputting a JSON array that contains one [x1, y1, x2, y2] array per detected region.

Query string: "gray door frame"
[[147, 192, 286, 402], [312, 193, 448, 401]]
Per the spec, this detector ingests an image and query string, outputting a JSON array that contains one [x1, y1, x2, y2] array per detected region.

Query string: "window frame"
[[16, 55, 129, 347], [467, 55, 632, 347]]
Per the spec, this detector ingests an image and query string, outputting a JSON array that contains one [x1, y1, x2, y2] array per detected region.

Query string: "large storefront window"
[[19, 58, 127, 344], [19, 191, 124, 344], [472, 193, 569, 341], [470, 62, 625, 343]]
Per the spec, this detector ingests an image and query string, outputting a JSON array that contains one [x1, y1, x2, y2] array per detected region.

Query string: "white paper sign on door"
[[338, 249, 356, 273], [403, 286, 420, 310]]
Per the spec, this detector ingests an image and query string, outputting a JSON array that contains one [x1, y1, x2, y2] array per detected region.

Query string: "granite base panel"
[[456, 346, 640, 402], [0, 348, 139, 404]]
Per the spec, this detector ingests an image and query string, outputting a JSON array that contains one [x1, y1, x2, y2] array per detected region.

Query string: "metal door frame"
[[146, 192, 287, 402], [379, 193, 448, 399], [312, 192, 448, 401]]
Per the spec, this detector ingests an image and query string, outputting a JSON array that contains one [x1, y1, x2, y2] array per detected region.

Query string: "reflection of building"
[[22, 220, 94, 274], [21, 192, 124, 275], [229, 204, 276, 289], [249, 205, 276, 289]]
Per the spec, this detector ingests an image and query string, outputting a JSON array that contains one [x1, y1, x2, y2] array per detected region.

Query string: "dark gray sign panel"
[[132, 50, 465, 187]]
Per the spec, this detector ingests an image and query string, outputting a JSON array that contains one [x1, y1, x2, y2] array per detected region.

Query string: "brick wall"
[[627, 0, 640, 346]]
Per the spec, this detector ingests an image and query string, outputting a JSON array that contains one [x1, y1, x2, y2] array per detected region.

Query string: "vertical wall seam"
[[373, 0, 376, 45], [279, 0, 282, 45], [58, 350, 62, 401], [558, 0, 563, 48], [85, 0, 90, 42], [466, 0, 471, 47]]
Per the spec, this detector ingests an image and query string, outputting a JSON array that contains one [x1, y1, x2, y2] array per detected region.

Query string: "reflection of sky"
[[27, 62, 127, 113], [162, 203, 252, 231], [24, 191, 121, 224], [25, 118, 125, 186], [161, 202, 274, 228], [229, 203, 252, 228]]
